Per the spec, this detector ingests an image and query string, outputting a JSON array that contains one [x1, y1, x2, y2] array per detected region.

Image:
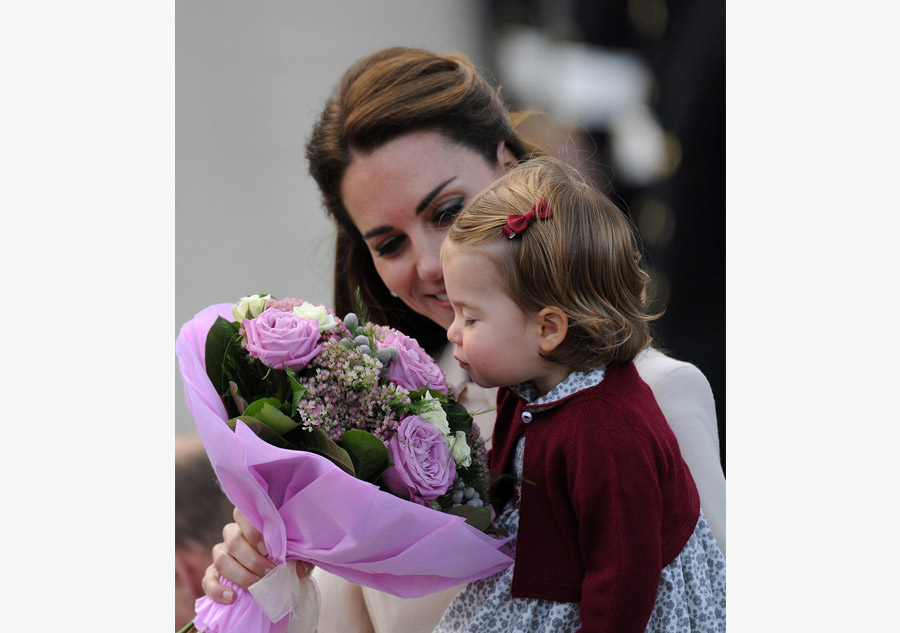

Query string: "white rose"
[[293, 302, 339, 332], [449, 431, 472, 468], [417, 392, 450, 436], [233, 294, 270, 321]]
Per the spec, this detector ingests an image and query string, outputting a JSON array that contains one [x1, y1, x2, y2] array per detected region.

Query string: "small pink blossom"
[[265, 296, 305, 312], [383, 415, 456, 504], [243, 308, 322, 370]]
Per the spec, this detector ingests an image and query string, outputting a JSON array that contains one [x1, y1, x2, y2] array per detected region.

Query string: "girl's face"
[[444, 244, 568, 395], [341, 130, 515, 330]]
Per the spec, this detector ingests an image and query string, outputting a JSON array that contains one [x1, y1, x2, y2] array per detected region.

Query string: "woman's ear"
[[536, 307, 568, 353], [496, 141, 518, 172]]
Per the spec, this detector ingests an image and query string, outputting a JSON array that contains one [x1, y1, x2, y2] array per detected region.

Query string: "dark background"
[[478, 0, 726, 471]]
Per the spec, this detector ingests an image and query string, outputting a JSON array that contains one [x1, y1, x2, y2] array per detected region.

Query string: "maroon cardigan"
[[489, 362, 700, 633]]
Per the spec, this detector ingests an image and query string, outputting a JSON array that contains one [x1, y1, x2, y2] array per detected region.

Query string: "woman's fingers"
[[233, 508, 268, 556], [201, 562, 235, 604], [210, 510, 315, 592], [215, 523, 275, 587], [201, 555, 313, 605]]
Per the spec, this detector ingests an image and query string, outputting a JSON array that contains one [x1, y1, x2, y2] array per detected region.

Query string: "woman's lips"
[[429, 292, 450, 308]]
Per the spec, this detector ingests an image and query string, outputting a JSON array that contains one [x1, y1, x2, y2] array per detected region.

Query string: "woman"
[[203, 47, 725, 633]]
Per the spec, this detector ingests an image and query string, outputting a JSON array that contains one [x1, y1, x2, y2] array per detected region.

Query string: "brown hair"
[[446, 156, 659, 369], [306, 47, 541, 351]]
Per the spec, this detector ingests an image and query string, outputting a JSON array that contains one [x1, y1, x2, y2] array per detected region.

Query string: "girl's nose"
[[447, 317, 461, 345]]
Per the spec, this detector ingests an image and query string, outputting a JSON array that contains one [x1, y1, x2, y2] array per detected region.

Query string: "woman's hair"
[[306, 47, 541, 351], [446, 156, 659, 369]]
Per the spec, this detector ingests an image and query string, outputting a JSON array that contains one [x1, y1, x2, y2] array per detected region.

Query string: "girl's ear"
[[536, 307, 568, 353]]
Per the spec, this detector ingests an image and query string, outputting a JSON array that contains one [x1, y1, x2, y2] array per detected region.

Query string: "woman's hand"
[[201, 508, 313, 603]]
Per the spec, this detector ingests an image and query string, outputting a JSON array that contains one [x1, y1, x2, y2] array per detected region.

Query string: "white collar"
[[509, 366, 606, 409]]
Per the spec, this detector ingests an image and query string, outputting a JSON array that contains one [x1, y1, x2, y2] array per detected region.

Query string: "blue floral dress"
[[434, 368, 726, 633]]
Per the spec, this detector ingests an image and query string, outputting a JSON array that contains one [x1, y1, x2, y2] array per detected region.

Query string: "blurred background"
[[176, 0, 724, 471]]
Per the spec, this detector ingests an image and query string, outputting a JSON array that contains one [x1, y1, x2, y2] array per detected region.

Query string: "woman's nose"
[[415, 233, 444, 280]]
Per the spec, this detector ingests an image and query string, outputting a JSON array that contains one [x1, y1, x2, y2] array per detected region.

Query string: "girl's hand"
[[201, 508, 313, 603]]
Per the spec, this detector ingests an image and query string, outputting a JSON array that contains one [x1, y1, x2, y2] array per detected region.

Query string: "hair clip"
[[502, 199, 552, 239]]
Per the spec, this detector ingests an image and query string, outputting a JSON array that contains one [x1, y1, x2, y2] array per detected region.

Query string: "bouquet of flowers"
[[176, 295, 512, 633]]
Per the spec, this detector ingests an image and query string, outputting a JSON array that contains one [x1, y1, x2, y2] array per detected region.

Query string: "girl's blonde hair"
[[446, 156, 659, 369]]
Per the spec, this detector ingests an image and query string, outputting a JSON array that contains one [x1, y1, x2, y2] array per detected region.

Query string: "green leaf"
[[228, 416, 302, 451], [353, 287, 369, 325], [283, 426, 356, 478], [205, 316, 239, 396], [242, 399, 299, 435], [445, 505, 493, 532], [260, 366, 292, 404], [285, 367, 309, 413], [408, 388, 448, 403], [221, 330, 252, 395], [446, 400, 473, 435], [338, 430, 390, 483], [220, 334, 292, 408]]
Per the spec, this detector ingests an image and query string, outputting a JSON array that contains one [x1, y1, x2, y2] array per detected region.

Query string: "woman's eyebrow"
[[361, 225, 392, 241], [361, 177, 458, 241], [415, 177, 456, 215]]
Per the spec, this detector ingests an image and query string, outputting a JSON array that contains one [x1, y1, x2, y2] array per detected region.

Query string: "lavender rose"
[[243, 307, 322, 370], [378, 329, 448, 393], [383, 414, 456, 504]]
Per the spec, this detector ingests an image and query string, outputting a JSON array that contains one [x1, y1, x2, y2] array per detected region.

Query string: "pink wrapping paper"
[[176, 304, 513, 633]]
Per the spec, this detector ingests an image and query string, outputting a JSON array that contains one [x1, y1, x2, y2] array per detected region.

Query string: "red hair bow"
[[502, 199, 552, 239]]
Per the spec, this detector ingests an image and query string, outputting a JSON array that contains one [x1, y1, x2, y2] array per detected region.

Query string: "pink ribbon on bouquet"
[[176, 304, 513, 633]]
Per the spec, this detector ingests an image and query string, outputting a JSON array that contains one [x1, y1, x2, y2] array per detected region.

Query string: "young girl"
[[436, 156, 726, 633]]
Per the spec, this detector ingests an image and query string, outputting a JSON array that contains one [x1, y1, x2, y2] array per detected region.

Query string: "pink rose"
[[378, 329, 448, 393], [242, 307, 322, 370], [383, 415, 456, 504]]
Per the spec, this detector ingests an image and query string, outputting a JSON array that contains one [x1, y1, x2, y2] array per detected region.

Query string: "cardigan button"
[[521, 410, 532, 423]]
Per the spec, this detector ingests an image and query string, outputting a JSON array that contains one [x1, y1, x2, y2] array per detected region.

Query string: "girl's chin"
[[468, 373, 498, 389]]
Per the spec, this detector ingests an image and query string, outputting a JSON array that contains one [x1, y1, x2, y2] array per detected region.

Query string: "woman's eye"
[[432, 199, 465, 226], [375, 235, 405, 257]]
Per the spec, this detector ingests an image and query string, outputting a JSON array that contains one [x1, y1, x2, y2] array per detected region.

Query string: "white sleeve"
[[635, 349, 726, 556], [311, 568, 376, 633]]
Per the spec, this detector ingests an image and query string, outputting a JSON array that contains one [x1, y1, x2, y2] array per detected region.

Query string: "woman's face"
[[341, 130, 515, 330]]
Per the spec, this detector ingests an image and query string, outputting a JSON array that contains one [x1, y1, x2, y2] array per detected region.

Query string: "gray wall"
[[176, 2, 484, 433]]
